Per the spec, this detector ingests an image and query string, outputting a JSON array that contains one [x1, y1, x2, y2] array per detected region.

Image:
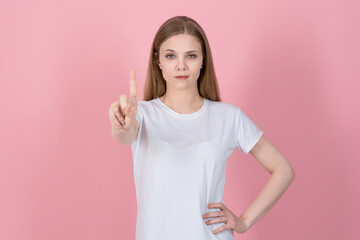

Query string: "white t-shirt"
[[130, 97, 263, 240]]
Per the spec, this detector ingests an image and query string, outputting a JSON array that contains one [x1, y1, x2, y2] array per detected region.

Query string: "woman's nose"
[[176, 59, 186, 70]]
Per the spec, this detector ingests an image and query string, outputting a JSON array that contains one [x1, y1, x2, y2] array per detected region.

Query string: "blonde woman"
[[109, 15, 295, 240]]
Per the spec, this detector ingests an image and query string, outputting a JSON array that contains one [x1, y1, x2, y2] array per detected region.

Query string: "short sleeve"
[[234, 107, 263, 154], [131, 102, 144, 153], [136, 102, 143, 127]]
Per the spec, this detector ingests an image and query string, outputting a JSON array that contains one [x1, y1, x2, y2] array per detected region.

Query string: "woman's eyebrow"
[[164, 49, 199, 53]]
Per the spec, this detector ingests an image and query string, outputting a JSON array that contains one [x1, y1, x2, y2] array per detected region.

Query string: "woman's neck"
[[159, 92, 204, 114]]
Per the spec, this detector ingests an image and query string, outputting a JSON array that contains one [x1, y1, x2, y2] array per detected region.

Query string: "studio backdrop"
[[0, 0, 358, 240]]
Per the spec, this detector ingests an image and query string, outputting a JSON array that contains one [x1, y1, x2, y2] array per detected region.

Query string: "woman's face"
[[157, 34, 203, 91]]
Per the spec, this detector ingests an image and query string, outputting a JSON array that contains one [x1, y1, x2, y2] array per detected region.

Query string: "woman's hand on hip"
[[202, 202, 249, 234]]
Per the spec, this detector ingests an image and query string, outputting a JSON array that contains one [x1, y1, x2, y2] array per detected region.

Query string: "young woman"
[[109, 16, 295, 240]]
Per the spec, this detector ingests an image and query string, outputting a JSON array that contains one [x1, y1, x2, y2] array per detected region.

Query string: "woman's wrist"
[[236, 214, 250, 233], [111, 123, 136, 144]]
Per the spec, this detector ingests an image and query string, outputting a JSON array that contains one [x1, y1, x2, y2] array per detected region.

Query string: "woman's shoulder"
[[137, 98, 157, 106], [136, 98, 160, 113], [207, 99, 239, 112]]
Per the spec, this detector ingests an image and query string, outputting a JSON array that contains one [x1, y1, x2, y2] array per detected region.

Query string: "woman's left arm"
[[239, 134, 296, 230], [203, 134, 296, 234]]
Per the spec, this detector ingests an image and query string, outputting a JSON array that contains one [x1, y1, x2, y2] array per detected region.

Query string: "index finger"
[[129, 69, 137, 98]]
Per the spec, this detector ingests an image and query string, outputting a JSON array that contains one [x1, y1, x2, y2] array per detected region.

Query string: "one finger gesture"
[[109, 70, 138, 131]]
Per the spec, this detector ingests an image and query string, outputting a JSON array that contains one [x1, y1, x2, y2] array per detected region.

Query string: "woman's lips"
[[175, 76, 189, 79]]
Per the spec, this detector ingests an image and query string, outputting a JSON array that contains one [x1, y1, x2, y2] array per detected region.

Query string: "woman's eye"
[[165, 54, 197, 59]]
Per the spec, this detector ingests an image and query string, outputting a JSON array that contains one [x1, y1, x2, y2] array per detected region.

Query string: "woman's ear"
[[154, 51, 161, 69]]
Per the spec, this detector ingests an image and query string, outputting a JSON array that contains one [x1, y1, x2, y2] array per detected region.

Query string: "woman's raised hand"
[[109, 70, 138, 131]]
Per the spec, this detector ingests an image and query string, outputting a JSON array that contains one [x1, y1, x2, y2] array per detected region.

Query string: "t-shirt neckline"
[[155, 97, 208, 119]]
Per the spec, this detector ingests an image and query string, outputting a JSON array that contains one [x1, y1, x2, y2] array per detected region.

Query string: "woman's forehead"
[[160, 34, 202, 52]]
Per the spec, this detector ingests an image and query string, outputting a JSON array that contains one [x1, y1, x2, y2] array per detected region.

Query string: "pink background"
[[1, 0, 359, 239]]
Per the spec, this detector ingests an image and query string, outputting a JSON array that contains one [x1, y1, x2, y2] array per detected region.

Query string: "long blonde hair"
[[143, 16, 221, 102]]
